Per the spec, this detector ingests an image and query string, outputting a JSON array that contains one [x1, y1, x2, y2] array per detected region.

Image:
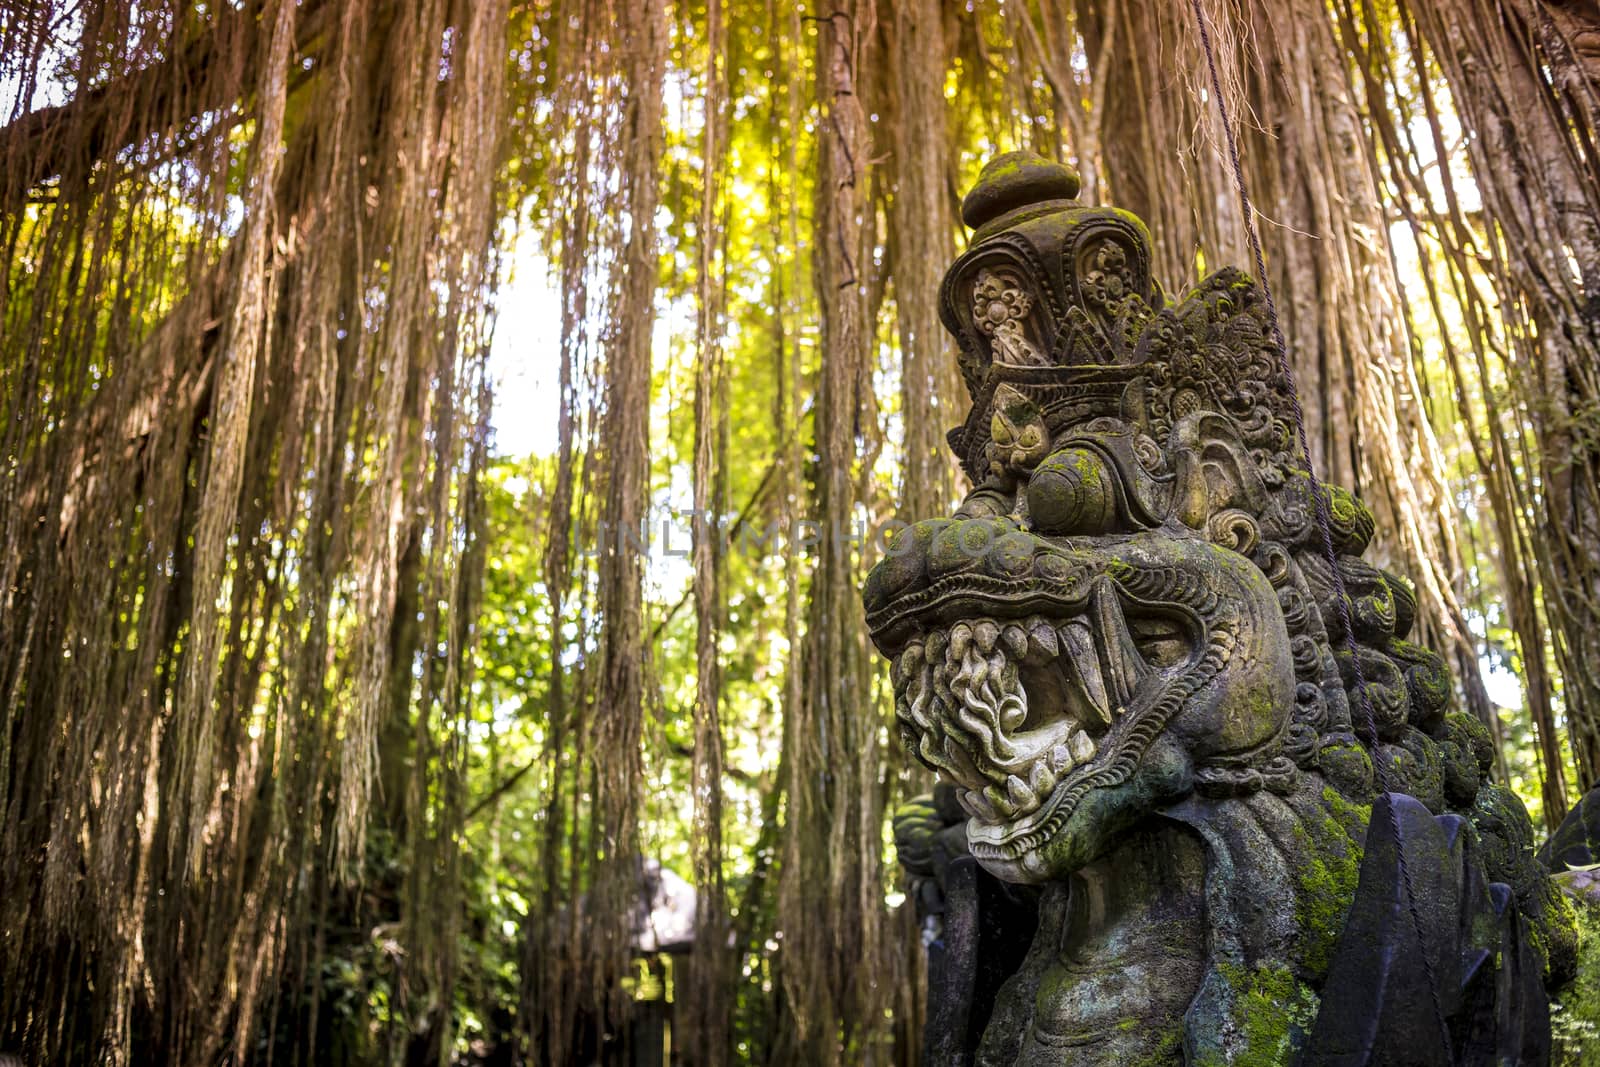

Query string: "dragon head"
[[866, 151, 1326, 884], [865, 429, 1301, 883]]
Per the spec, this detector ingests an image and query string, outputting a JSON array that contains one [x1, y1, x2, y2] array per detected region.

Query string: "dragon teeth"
[[974, 620, 999, 654], [1069, 729, 1096, 764], [1092, 582, 1150, 705], [960, 764, 1059, 823], [1002, 624, 1028, 661], [985, 784, 1016, 819], [898, 611, 1131, 824], [1060, 620, 1113, 726], [1026, 617, 1059, 662], [948, 622, 973, 660], [955, 757, 1064, 825], [961, 788, 999, 822]]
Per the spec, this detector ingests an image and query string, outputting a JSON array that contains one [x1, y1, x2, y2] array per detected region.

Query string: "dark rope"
[[1185, 0, 1453, 1054]]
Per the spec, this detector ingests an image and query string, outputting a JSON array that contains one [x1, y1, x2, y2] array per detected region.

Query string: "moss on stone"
[[1544, 884, 1581, 984], [1552, 894, 1600, 1065], [1213, 961, 1320, 1067], [1287, 789, 1369, 972], [1125, 1029, 1184, 1067], [1322, 785, 1372, 835]]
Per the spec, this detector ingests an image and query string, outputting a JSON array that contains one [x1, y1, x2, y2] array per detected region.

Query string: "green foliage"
[[1554, 895, 1600, 1066]]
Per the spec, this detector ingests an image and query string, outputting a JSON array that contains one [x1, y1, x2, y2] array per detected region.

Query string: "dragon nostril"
[[864, 519, 941, 608], [929, 518, 1014, 577], [984, 530, 1035, 579]]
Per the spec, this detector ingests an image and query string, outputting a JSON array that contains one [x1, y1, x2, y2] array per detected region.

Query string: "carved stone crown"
[[942, 152, 1299, 484]]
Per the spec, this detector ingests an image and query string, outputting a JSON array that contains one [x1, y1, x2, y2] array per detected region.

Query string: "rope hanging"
[[1184, 0, 1453, 1051]]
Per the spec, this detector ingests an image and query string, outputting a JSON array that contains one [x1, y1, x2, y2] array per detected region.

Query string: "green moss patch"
[[1553, 894, 1600, 1065]]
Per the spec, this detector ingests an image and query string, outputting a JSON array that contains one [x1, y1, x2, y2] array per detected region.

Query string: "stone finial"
[[959, 151, 1082, 234]]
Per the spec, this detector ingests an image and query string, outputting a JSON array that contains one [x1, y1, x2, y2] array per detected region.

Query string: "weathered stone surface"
[[873, 153, 1576, 1065], [1541, 785, 1600, 877], [1304, 793, 1549, 1065]]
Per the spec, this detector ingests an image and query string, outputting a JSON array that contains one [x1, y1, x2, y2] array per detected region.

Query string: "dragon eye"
[[1026, 446, 1119, 535], [1127, 614, 1195, 669]]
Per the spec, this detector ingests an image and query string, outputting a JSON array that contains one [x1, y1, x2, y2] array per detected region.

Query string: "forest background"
[[1, 0, 1598, 1063]]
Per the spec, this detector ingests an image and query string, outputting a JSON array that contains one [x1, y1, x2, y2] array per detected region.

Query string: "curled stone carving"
[[1079, 238, 1136, 311], [868, 152, 1578, 1066], [972, 268, 1049, 367]]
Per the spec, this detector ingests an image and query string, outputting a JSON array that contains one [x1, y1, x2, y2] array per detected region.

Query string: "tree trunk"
[[685, 0, 732, 1058], [776, 2, 892, 1062], [885, 0, 965, 522], [590, 0, 669, 1040], [1405, 0, 1600, 802]]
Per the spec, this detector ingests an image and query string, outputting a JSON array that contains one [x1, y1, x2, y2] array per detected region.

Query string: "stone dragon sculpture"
[[866, 153, 1580, 1066]]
